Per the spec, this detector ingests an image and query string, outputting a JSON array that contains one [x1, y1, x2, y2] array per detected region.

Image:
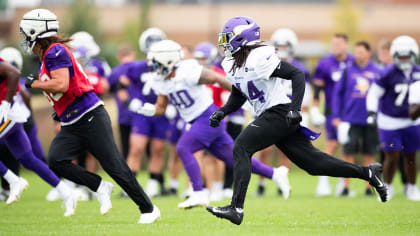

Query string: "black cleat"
[[365, 188, 374, 196], [368, 163, 389, 202], [206, 205, 244, 225], [277, 188, 283, 196], [255, 185, 265, 197]]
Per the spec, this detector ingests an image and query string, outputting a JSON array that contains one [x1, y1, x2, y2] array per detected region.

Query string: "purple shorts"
[[325, 116, 338, 141], [179, 104, 233, 149], [131, 114, 170, 140], [168, 116, 185, 145], [379, 125, 420, 153], [0, 122, 32, 158]]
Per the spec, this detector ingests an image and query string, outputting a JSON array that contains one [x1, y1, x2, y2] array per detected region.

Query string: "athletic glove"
[[309, 106, 325, 127], [209, 110, 225, 128], [366, 111, 377, 126], [0, 101, 11, 124], [286, 110, 302, 126], [25, 74, 36, 89], [51, 111, 60, 122]]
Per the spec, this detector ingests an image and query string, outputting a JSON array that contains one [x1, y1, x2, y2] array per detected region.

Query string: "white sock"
[[259, 180, 265, 186], [56, 181, 72, 200], [170, 179, 179, 189], [3, 170, 19, 185], [319, 176, 329, 184], [97, 180, 108, 193], [212, 182, 223, 192]]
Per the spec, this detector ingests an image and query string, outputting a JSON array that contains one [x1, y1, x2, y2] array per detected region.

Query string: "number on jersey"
[[394, 83, 408, 106], [169, 90, 195, 108], [236, 81, 265, 103]]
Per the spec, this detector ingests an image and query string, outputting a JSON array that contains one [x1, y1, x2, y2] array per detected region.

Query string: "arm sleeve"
[[331, 69, 346, 118], [44, 45, 73, 72], [219, 85, 247, 116], [271, 61, 305, 111]]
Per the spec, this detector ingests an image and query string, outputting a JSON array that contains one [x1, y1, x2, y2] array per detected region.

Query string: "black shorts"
[[343, 124, 379, 155]]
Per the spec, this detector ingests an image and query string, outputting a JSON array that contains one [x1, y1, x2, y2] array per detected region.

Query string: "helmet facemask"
[[394, 52, 416, 71], [19, 28, 36, 54]]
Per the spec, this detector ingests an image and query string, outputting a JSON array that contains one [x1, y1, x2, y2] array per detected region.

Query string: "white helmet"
[[0, 47, 23, 71], [139, 28, 167, 53], [147, 40, 184, 78], [70, 31, 100, 62], [271, 28, 298, 59], [19, 9, 59, 54], [390, 35, 419, 70]]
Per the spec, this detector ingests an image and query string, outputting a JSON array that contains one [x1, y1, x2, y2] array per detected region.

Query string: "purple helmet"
[[193, 42, 218, 65], [218, 16, 260, 57]]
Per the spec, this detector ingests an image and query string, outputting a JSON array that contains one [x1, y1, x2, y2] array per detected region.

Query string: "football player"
[[20, 9, 159, 223], [332, 41, 381, 196], [366, 35, 420, 201], [312, 33, 355, 197], [206, 16, 388, 225]]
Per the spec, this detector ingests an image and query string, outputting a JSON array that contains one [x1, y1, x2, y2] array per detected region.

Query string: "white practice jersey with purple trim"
[[222, 46, 290, 116], [152, 59, 213, 122]]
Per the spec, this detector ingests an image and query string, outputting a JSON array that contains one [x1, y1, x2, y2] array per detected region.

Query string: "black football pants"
[[231, 104, 370, 209], [48, 106, 153, 213]]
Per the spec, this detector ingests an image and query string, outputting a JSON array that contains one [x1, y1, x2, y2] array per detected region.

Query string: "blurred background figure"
[[332, 41, 381, 197], [366, 35, 420, 201], [312, 33, 354, 197]]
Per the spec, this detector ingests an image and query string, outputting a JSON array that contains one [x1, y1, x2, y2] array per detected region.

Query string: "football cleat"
[[178, 190, 209, 209], [145, 179, 159, 198], [96, 181, 114, 215], [6, 177, 29, 205], [368, 163, 389, 202], [64, 190, 82, 217], [272, 166, 291, 200], [407, 184, 420, 201], [254, 185, 265, 197], [206, 205, 244, 225], [138, 205, 160, 224], [46, 188, 62, 201]]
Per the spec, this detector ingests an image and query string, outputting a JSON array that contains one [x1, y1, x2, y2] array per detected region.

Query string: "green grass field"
[[1, 168, 419, 236]]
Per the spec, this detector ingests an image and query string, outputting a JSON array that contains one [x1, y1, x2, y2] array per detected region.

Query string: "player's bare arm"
[[198, 68, 232, 91], [154, 94, 169, 116], [409, 104, 420, 120], [0, 62, 20, 102], [32, 68, 70, 93]]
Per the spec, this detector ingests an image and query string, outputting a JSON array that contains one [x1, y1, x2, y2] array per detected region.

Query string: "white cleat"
[[334, 178, 345, 197], [145, 179, 159, 198], [138, 205, 160, 224], [46, 188, 61, 201], [178, 190, 209, 209], [378, 184, 394, 202], [316, 176, 331, 197], [6, 177, 29, 205], [272, 166, 291, 200], [64, 190, 82, 217], [96, 181, 114, 215], [407, 184, 420, 201]]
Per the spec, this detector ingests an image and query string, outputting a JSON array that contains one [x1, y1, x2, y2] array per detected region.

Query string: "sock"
[[170, 179, 179, 190], [213, 181, 223, 192], [259, 180, 265, 187], [63, 179, 76, 189], [56, 181, 71, 200], [96, 180, 107, 193], [3, 170, 19, 185]]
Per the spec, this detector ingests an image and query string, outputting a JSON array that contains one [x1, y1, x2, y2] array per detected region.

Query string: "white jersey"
[[222, 46, 291, 116], [152, 59, 213, 122], [409, 80, 420, 105]]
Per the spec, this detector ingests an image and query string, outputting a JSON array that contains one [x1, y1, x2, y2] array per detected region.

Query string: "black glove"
[[366, 111, 377, 126], [209, 110, 225, 128], [52, 112, 60, 122], [286, 110, 302, 126], [25, 74, 36, 89]]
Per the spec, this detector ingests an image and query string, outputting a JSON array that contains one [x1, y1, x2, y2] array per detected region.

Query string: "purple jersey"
[[107, 62, 136, 125], [376, 64, 420, 118], [125, 60, 158, 103], [43, 44, 101, 124], [332, 61, 381, 124], [292, 59, 310, 83], [313, 53, 354, 115]]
